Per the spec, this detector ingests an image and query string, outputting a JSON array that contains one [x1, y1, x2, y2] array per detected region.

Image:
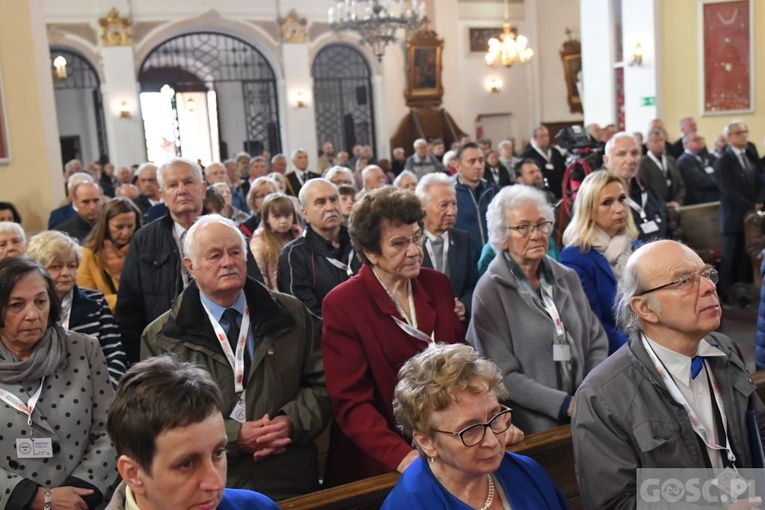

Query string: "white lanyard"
[[539, 280, 566, 343], [533, 145, 551, 163], [373, 269, 433, 344], [325, 250, 355, 277], [60, 309, 71, 330], [424, 232, 449, 274], [628, 194, 649, 221], [641, 336, 736, 467], [201, 303, 251, 394], [0, 377, 45, 431]]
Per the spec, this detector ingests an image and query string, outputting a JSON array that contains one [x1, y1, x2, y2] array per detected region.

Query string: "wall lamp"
[[630, 42, 644, 66], [119, 100, 131, 118], [487, 77, 503, 94], [295, 91, 307, 108]]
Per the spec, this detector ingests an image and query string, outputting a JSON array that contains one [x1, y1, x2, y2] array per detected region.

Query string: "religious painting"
[[559, 37, 582, 114], [468, 28, 502, 53], [701, 0, 752, 114], [405, 29, 444, 107], [0, 64, 9, 165]]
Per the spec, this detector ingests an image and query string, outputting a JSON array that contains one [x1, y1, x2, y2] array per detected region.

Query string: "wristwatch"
[[44, 489, 52, 510]]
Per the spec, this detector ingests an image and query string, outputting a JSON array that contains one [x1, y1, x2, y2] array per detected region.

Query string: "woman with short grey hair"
[[467, 185, 608, 434]]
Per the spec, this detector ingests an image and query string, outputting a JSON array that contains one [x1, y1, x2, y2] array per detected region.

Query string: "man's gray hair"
[[290, 148, 307, 160], [605, 132, 638, 157], [324, 165, 353, 183], [361, 165, 383, 188], [393, 170, 418, 189], [271, 153, 285, 164], [298, 178, 337, 207], [486, 185, 554, 252], [203, 162, 225, 178], [157, 158, 203, 188], [71, 180, 102, 200], [67, 171, 94, 194], [413, 138, 427, 149], [136, 162, 158, 179], [0, 222, 26, 249], [183, 214, 247, 266], [613, 259, 642, 333], [415, 172, 452, 204], [497, 140, 512, 151], [392, 147, 405, 156], [723, 119, 746, 137]]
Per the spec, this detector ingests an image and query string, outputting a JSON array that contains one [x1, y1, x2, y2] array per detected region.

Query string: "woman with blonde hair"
[[250, 193, 301, 290], [382, 343, 565, 509], [560, 171, 640, 354], [28, 230, 127, 386], [78, 197, 142, 312]]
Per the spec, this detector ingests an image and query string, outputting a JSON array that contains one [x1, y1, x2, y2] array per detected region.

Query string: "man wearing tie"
[[520, 126, 566, 200], [637, 128, 686, 209], [141, 214, 330, 501], [415, 173, 477, 321], [572, 240, 765, 509], [714, 120, 764, 301], [677, 132, 719, 205]]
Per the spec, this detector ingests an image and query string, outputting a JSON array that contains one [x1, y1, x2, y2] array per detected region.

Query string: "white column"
[[100, 45, 146, 167], [281, 43, 318, 170], [372, 74, 390, 160], [622, 0, 659, 134], [580, 0, 616, 126]]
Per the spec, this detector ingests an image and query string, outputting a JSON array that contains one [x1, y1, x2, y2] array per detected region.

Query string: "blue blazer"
[[218, 488, 278, 509], [559, 245, 627, 354], [421, 228, 477, 316]]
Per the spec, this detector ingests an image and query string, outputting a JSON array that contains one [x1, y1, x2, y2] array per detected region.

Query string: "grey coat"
[[0, 332, 117, 509], [467, 255, 608, 434], [572, 332, 765, 509]]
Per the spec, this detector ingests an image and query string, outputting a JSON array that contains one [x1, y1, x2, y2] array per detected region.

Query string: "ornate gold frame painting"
[[0, 64, 10, 165], [405, 29, 444, 107], [700, 0, 753, 114], [560, 37, 582, 114]]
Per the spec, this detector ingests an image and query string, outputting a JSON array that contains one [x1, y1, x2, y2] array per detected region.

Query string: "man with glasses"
[[572, 240, 765, 509], [714, 120, 764, 302], [416, 173, 477, 322]]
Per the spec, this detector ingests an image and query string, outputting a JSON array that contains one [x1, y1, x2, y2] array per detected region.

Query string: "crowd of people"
[[1, 116, 764, 509]]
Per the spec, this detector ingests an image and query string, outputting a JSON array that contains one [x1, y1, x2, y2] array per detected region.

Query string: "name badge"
[[545, 163, 554, 170], [553, 344, 572, 362], [16, 438, 52, 459], [705, 166, 715, 175], [230, 393, 247, 424], [640, 221, 659, 234]]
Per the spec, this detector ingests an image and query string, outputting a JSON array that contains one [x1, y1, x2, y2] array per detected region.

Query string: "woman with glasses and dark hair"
[[468, 185, 608, 434], [321, 187, 469, 486], [382, 343, 567, 509]]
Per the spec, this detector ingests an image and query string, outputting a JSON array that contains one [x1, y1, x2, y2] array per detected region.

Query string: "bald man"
[[572, 240, 765, 508]]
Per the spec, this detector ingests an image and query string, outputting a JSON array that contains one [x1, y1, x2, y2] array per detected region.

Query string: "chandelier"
[[485, 0, 533, 68], [328, 0, 426, 61]]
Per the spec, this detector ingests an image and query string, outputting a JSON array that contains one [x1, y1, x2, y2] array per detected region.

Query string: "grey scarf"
[[0, 325, 68, 384], [591, 228, 633, 280]]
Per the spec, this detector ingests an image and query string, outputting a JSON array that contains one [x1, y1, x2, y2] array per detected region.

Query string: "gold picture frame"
[[0, 64, 10, 165], [405, 29, 444, 107], [559, 37, 582, 115]]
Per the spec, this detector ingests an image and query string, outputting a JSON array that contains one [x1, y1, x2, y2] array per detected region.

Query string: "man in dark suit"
[[483, 149, 513, 187], [284, 149, 320, 197], [677, 132, 719, 205], [520, 126, 566, 200], [133, 163, 161, 222], [415, 173, 478, 321], [714, 120, 764, 300], [670, 116, 697, 158], [637, 128, 685, 208], [53, 180, 103, 242]]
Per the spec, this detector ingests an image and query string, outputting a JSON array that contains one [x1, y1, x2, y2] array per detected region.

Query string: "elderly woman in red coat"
[[321, 187, 467, 485]]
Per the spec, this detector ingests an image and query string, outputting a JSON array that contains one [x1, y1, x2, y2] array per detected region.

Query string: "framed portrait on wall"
[[0, 64, 10, 165], [559, 37, 582, 114], [468, 28, 503, 53], [405, 29, 444, 107], [700, 0, 753, 114]]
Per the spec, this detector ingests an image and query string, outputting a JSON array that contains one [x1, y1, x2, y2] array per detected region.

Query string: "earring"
[[429, 456, 436, 464]]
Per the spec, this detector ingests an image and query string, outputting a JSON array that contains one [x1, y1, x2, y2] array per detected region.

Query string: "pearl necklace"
[[478, 474, 495, 510]]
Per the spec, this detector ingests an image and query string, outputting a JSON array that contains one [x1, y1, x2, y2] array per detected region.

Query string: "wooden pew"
[[279, 425, 576, 510]]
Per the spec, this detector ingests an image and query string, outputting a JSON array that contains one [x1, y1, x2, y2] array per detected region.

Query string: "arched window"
[[50, 48, 108, 163], [139, 32, 280, 161], [312, 44, 376, 154]]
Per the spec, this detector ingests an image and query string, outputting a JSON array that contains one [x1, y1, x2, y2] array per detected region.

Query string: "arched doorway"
[[138, 32, 280, 164], [50, 48, 108, 165], [312, 44, 376, 154]]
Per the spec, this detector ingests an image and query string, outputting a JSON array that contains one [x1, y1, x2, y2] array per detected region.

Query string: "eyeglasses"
[[635, 267, 718, 297], [433, 407, 513, 447], [730, 130, 749, 136], [506, 221, 554, 237], [389, 231, 424, 252]]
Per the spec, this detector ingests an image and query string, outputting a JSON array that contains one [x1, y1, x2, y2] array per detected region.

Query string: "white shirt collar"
[[644, 335, 726, 387]]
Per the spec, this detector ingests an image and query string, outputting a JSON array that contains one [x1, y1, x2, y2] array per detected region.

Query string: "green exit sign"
[[641, 96, 656, 106]]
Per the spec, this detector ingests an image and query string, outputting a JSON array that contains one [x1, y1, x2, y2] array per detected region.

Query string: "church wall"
[[0, 0, 64, 232], [660, 0, 765, 147]]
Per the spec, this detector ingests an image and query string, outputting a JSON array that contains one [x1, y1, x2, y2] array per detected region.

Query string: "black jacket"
[[116, 213, 263, 363], [277, 225, 361, 320], [628, 177, 668, 241], [715, 144, 764, 234], [677, 152, 719, 205], [54, 214, 94, 243], [483, 163, 513, 187], [519, 145, 566, 200]]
